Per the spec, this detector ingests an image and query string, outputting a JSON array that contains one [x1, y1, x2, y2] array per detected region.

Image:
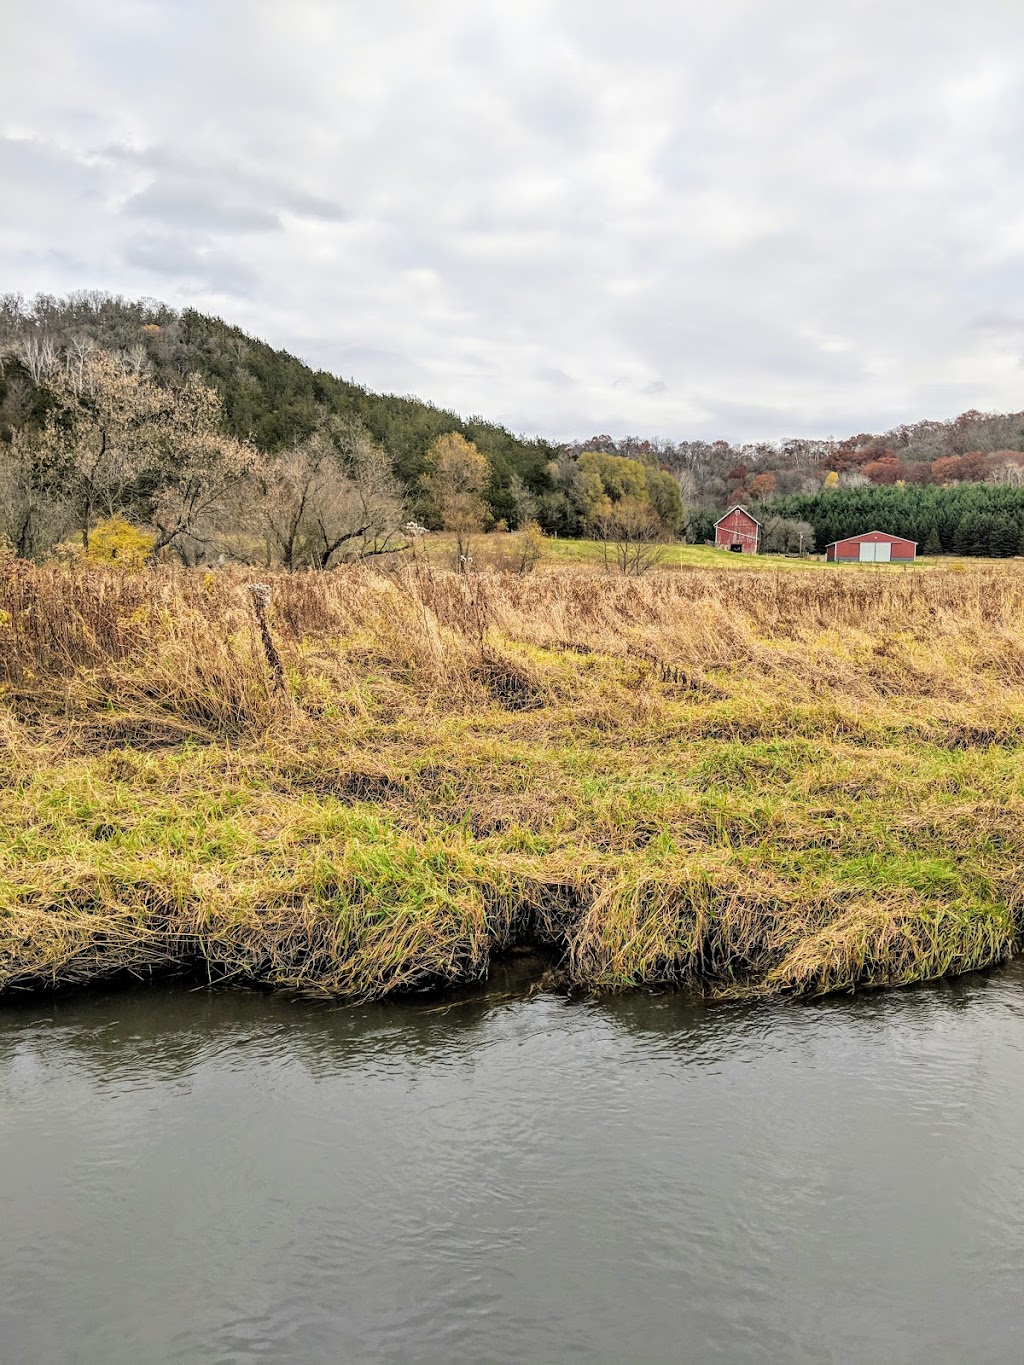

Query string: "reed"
[[1, 557, 1023, 1001]]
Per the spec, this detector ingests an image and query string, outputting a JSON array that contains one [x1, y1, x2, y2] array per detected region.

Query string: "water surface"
[[3, 960, 1024, 1363]]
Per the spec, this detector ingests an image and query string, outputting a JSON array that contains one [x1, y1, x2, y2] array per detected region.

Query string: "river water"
[[2, 958, 1024, 1364]]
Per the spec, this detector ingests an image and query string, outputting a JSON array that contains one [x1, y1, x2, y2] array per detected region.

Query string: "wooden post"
[[246, 583, 285, 693]]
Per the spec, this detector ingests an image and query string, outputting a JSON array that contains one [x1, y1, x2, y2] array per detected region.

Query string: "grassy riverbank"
[[2, 556, 1024, 1001]]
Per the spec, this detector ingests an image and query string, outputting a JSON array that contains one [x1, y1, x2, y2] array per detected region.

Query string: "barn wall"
[[829, 535, 916, 562], [715, 509, 759, 553]]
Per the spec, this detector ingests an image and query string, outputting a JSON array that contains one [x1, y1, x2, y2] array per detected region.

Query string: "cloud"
[[3, 0, 1024, 441], [121, 234, 260, 294], [122, 181, 283, 234]]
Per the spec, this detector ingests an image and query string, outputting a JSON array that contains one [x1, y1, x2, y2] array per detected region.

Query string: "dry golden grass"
[[2, 552, 1023, 1002]]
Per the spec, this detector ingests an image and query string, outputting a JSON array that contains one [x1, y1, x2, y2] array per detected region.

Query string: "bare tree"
[[0, 428, 72, 558], [259, 422, 406, 569], [506, 473, 538, 528], [16, 334, 58, 385], [148, 374, 256, 561], [761, 517, 815, 555], [596, 496, 665, 575], [39, 348, 164, 549], [986, 456, 1024, 487], [674, 467, 700, 511]]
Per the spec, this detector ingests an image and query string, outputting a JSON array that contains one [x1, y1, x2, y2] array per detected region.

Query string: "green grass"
[[417, 531, 991, 573]]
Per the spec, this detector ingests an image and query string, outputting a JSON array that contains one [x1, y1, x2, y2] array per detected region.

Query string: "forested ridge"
[[3, 289, 1024, 563], [0, 292, 556, 522]]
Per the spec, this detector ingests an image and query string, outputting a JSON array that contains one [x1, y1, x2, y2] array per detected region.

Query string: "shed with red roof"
[[826, 531, 917, 563]]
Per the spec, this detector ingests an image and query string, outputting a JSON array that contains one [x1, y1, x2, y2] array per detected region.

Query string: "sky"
[[3, 0, 1024, 444]]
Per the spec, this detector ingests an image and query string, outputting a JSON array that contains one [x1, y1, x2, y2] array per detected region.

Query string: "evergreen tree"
[[764, 484, 1024, 558], [990, 514, 1019, 557], [953, 514, 978, 556]]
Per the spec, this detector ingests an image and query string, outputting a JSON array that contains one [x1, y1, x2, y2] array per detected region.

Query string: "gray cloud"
[[121, 234, 259, 294], [3, 0, 1024, 442], [122, 181, 283, 233]]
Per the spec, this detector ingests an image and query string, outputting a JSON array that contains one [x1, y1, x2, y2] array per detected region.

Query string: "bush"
[[86, 517, 156, 567]]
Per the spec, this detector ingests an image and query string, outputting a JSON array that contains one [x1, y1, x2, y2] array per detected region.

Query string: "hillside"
[[0, 292, 557, 529], [4, 290, 1024, 562]]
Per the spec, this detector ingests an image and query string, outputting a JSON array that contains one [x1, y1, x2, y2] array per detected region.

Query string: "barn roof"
[[825, 530, 918, 546], [714, 505, 761, 528]]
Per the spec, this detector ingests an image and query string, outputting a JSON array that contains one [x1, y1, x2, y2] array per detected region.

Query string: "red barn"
[[714, 505, 760, 554], [826, 531, 917, 563]]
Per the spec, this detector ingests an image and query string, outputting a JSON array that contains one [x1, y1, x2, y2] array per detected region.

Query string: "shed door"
[[859, 542, 891, 562]]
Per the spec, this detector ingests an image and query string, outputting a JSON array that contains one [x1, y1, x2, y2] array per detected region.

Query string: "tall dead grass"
[[5, 558, 1024, 710]]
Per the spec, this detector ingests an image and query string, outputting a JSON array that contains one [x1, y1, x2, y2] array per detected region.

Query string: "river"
[[2, 957, 1024, 1364]]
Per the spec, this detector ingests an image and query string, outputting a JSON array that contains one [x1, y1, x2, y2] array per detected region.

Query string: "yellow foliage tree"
[[420, 432, 490, 566]]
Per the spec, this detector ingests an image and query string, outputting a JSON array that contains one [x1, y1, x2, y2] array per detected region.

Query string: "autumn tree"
[[747, 472, 777, 501], [577, 452, 648, 503], [573, 451, 684, 541], [861, 455, 902, 485], [420, 432, 490, 566]]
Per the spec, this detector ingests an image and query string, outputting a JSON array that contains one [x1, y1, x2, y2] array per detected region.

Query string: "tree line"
[[765, 484, 1024, 557], [0, 292, 559, 540], [0, 339, 415, 567], [6, 291, 1024, 564], [0, 345, 685, 568], [0, 293, 688, 563]]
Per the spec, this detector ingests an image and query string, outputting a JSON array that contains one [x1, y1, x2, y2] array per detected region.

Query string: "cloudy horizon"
[[3, 0, 1024, 444]]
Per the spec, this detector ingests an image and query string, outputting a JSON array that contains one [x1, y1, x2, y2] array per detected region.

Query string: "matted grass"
[[2, 556, 1023, 1001]]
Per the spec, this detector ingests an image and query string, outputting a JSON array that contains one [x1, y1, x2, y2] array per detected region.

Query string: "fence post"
[[246, 583, 285, 693]]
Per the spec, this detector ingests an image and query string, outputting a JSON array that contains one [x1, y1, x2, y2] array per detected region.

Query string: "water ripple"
[[3, 962, 1024, 1363]]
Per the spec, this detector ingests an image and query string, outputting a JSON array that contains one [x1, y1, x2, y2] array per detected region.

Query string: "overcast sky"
[[3, 0, 1024, 443]]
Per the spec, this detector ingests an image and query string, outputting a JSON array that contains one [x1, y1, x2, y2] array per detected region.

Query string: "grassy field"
[[414, 530, 993, 573], [2, 552, 1024, 1002]]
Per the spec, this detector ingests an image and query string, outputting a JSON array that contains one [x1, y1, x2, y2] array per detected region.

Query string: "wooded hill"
[[3, 290, 1024, 562], [0, 291, 556, 528]]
